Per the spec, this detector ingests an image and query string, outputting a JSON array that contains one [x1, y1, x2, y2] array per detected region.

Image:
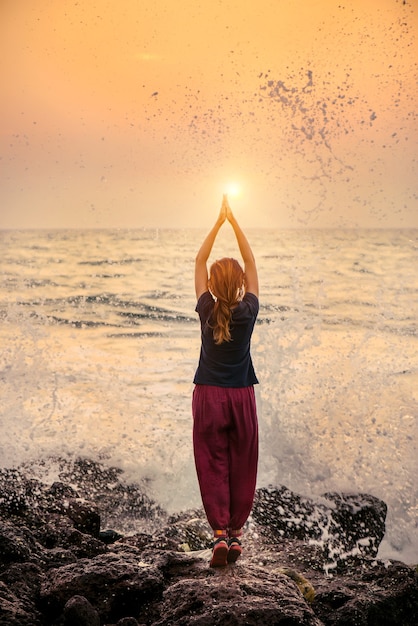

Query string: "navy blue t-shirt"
[[193, 291, 259, 387]]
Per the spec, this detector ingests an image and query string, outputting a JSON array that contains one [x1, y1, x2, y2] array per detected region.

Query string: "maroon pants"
[[192, 384, 258, 534]]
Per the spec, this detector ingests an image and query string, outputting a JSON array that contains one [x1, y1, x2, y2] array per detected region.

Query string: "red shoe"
[[210, 538, 228, 567], [227, 537, 242, 563]]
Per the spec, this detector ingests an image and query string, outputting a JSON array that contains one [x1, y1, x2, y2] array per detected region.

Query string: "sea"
[[0, 228, 417, 564]]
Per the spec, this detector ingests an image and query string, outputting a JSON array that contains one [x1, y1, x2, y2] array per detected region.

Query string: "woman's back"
[[193, 290, 259, 387]]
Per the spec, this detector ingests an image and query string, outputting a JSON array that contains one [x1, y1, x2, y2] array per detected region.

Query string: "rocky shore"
[[0, 458, 417, 625]]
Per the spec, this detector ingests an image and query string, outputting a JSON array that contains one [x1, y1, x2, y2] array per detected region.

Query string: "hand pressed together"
[[222, 194, 234, 223]]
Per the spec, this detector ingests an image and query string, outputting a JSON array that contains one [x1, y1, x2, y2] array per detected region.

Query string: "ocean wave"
[[322, 316, 417, 336], [48, 315, 117, 329], [7, 295, 195, 329], [78, 258, 143, 266], [117, 307, 193, 324], [107, 331, 165, 338]]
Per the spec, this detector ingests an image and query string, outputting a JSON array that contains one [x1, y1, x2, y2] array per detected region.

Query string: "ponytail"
[[208, 258, 245, 345], [212, 299, 233, 344]]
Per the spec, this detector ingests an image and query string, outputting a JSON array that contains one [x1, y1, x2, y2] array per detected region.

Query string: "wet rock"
[[39, 550, 164, 624], [66, 498, 101, 537], [47, 481, 79, 500], [313, 559, 418, 625], [252, 486, 387, 569], [145, 514, 211, 554], [36, 514, 107, 563], [99, 529, 124, 544], [47, 457, 166, 532], [153, 565, 322, 626], [63, 594, 100, 626], [0, 562, 44, 625], [0, 521, 36, 564]]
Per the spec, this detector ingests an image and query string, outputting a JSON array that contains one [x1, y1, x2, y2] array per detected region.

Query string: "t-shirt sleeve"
[[195, 291, 213, 316], [243, 292, 259, 318]]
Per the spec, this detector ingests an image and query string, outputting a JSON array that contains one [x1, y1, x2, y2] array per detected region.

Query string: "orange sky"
[[1, 0, 417, 228]]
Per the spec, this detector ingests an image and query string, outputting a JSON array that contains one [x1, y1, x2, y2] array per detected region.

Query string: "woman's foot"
[[210, 538, 228, 567], [227, 537, 242, 563]]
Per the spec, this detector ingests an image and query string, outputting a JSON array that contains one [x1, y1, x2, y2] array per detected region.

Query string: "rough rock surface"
[[252, 486, 388, 571], [0, 458, 417, 625]]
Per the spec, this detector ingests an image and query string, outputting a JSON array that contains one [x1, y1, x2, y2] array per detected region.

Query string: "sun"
[[224, 182, 242, 198]]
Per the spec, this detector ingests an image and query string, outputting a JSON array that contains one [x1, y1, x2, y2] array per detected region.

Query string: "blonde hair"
[[208, 257, 245, 344]]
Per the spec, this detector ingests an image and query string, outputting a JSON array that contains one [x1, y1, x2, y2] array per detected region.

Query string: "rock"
[[152, 564, 322, 626], [0, 581, 37, 626], [0, 563, 44, 625], [313, 559, 418, 625], [252, 486, 387, 570], [146, 510, 213, 554], [46, 457, 166, 532], [322, 491, 387, 560], [99, 529, 124, 544], [66, 499, 101, 537], [39, 549, 164, 624], [116, 618, 141, 626], [47, 481, 79, 500], [0, 521, 36, 564], [63, 594, 100, 625], [0, 457, 417, 626]]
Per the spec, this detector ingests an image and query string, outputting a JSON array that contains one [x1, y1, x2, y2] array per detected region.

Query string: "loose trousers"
[[192, 384, 258, 533]]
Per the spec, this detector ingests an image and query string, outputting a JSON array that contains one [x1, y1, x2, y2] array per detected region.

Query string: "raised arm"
[[225, 197, 259, 298], [195, 203, 226, 299]]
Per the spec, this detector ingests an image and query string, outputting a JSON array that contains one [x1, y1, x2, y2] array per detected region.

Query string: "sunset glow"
[[224, 183, 242, 199], [0, 0, 417, 228]]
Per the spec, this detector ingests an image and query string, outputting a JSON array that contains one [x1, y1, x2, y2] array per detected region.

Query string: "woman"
[[193, 195, 259, 567]]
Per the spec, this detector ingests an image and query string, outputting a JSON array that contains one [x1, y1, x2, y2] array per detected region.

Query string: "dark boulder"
[[62, 594, 100, 626], [252, 486, 387, 569], [313, 559, 418, 625], [39, 549, 164, 624], [0, 562, 44, 626], [153, 563, 322, 626]]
